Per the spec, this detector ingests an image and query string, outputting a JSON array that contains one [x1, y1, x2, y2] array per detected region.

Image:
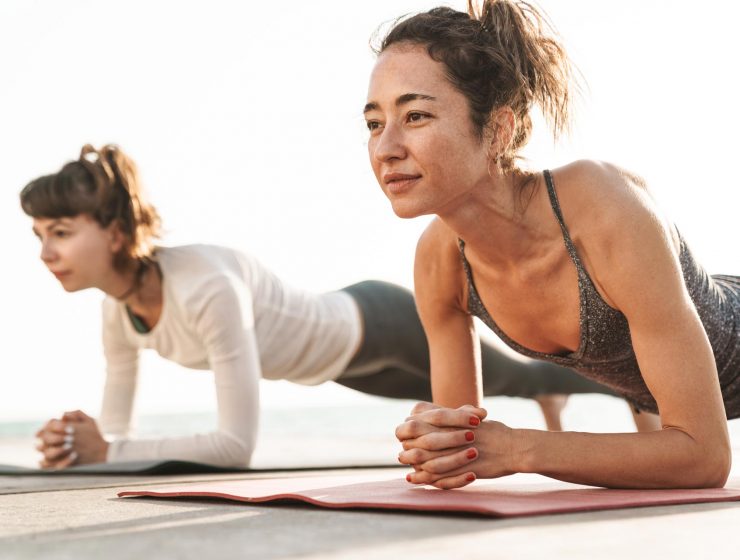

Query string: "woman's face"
[[32, 214, 119, 292], [365, 44, 492, 219]]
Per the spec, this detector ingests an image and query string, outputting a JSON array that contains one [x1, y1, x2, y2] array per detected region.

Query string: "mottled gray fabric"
[[337, 280, 617, 401], [459, 169, 740, 417]]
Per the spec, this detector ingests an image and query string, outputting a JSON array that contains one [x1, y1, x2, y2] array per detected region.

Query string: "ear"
[[106, 220, 127, 254], [487, 106, 516, 162]]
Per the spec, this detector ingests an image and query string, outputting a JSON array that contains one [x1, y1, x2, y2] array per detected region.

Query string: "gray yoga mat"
[[0, 459, 399, 476]]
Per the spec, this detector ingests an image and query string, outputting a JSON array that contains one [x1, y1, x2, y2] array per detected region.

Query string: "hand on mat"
[[397, 404, 519, 489], [59, 410, 109, 465], [396, 402, 491, 488], [35, 417, 78, 470]]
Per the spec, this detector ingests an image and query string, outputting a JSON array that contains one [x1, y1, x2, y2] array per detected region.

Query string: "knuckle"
[[412, 401, 433, 414], [424, 461, 444, 475], [428, 410, 446, 424], [406, 420, 423, 437], [407, 449, 425, 463]]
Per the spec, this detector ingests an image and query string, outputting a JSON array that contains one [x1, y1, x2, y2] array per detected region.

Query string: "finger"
[[51, 451, 79, 470], [402, 429, 476, 452], [43, 442, 74, 461], [420, 446, 478, 475], [45, 419, 74, 435], [409, 401, 440, 416], [398, 446, 463, 466], [428, 472, 477, 490], [405, 467, 475, 487], [395, 419, 436, 441], [62, 410, 87, 422], [457, 404, 488, 421], [40, 431, 74, 447], [408, 407, 486, 429]]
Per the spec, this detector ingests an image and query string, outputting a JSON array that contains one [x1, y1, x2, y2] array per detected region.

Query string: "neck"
[[100, 259, 162, 314], [437, 170, 544, 268]]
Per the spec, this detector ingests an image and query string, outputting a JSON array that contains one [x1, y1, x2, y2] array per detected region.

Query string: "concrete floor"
[[2, 468, 739, 560]]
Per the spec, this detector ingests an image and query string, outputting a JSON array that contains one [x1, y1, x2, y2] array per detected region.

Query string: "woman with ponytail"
[[22, 144, 627, 469], [366, 1, 739, 488]]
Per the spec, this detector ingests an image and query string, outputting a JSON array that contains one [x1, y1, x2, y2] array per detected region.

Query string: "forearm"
[[107, 429, 256, 468], [432, 373, 482, 408], [512, 427, 731, 489]]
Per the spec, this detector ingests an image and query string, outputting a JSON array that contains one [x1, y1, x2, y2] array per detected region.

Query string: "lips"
[[50, 270, 71, 279], [383, 172, 421, 195]]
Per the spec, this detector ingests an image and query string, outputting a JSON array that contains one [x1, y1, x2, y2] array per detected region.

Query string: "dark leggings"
[[337, 280, 617, 401]]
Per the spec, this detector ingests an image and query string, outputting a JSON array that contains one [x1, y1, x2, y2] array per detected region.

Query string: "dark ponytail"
[[378, 0, 575, 171]]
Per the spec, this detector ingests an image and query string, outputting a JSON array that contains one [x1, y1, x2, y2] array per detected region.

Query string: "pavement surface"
[[2, 467, 740, 560]]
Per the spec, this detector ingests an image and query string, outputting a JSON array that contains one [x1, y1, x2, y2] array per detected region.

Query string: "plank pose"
[[363, 1, 739, 488], [22, 144, 627, 469]]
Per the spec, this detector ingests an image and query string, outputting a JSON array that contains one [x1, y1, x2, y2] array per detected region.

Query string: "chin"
[[58, 280, 86, 293], [389, 200, 431, 220]]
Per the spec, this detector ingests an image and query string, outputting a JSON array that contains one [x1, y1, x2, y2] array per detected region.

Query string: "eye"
[[53, 229, 70, 238], [406, 111, 430, 124], [366, 120, 383, 133]]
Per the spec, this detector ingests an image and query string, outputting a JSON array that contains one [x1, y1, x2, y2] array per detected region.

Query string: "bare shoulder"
[[414, 218, 468, 313], [550, 160, 675, 251], [553, 160, 653, 213]]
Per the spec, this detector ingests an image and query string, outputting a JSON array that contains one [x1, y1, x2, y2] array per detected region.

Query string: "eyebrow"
[[363, 93, 437, 114], [32, 219, 64, 236]]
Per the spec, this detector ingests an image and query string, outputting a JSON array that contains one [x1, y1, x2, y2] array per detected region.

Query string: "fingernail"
[[469, 416, 480, 426], [466, 448, 477, 459], [466, 473, 476, 482], [65, 426, 75, 435], [64, 434, 74, 443], [63, 442, 73, 450], [69, 451, 78, 462], [465, 431, 475, 442], [406, 474, 412, 483]]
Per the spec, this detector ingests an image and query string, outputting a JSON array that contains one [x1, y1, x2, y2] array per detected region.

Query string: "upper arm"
[[189, 275, 261, 459], [575, 164, 729, 450], [414, 219, 482, 407]]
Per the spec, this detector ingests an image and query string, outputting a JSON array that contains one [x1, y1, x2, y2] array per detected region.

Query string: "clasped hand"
[[35, 410, 109, 469], [395, 402, 516, 489]]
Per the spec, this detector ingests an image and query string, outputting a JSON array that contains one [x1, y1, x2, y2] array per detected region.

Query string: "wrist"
[[509, 428, 540, 474], [98, 440, 110, 463]]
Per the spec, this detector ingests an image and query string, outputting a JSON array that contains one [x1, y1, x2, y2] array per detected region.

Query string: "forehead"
[[367, 44, 452, 103], [32, 214, 95, 230]]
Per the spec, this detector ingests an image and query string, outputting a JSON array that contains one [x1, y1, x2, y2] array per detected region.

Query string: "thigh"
[[335, 367, 433, 401], [341, 280, 431, 376]]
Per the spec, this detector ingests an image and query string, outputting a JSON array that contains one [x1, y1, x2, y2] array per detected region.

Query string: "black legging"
[[337, 280, 616, 401]]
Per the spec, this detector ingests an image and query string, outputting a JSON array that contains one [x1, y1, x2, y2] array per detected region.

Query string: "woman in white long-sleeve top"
[[23, 144, 644, 469]]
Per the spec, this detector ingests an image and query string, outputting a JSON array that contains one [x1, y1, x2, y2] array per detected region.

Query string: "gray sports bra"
[[459, 169, 740, 417]]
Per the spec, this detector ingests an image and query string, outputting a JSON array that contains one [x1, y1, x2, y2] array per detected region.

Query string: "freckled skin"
[[366, 45, 493, 220]]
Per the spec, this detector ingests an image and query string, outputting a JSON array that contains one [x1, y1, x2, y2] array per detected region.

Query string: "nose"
[[371, 122, 407, 163], [39, 240, 57, 264]]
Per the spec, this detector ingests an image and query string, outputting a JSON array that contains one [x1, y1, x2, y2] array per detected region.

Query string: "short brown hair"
[[20, 144, 161, 271]]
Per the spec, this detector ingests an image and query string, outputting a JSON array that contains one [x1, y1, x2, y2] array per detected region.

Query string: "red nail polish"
[[465, 431, 475, 442], [466, 473, 476, 482], [469, 416, 480, 426], [406, 474, 412, 483], [466, 448, 477, 459]]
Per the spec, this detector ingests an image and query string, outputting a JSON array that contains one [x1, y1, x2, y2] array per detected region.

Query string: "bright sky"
[[0, 1, 737, 421]]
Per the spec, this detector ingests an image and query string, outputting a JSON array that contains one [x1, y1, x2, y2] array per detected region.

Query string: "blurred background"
[[1, 1, 737, 466]]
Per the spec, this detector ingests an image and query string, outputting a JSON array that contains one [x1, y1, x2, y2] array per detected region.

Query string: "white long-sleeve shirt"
[[98, 244, 362, 467]]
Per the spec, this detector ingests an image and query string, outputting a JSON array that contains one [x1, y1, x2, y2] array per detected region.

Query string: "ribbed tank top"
[[459, 170, 740, 417]]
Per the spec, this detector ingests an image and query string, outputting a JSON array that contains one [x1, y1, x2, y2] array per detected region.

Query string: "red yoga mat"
[[117, 473, 740, 518]]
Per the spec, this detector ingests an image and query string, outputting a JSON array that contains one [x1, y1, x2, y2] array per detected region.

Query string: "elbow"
[[691, 439, 732, 489], [226, 438, 256, 469], [700, 447, 732, 489], [213, 431, 257, 469]]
